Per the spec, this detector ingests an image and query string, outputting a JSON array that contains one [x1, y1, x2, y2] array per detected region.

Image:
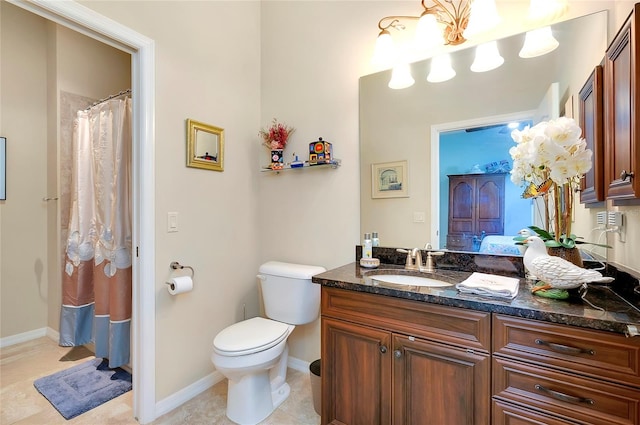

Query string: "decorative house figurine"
[[309, 137, 332, 165]]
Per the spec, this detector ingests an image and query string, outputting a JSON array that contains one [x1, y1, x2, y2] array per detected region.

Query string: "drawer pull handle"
[[535, 339, 595, 355], [534, 384, 594, 405], [379, 345, 388, 354], [394, 349, 402, 359]]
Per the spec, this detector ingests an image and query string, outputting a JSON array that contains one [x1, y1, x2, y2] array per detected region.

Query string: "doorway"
[[430, 111, 535, 250], [8, 0, 156, 422]]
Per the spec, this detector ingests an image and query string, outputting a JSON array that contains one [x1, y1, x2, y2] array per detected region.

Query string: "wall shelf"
[[260, 159, 341, 174]]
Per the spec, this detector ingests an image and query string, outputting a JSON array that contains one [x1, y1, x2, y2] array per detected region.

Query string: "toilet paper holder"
[[169, 261, 195, 278]]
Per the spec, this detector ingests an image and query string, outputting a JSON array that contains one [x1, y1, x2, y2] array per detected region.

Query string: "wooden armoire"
[[446, 173, 506, 251]]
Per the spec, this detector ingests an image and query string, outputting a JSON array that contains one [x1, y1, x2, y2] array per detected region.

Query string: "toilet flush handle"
[[256, 274, 266, 281]]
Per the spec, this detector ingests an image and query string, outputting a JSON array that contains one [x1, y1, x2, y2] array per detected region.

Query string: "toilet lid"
[[213, 317, 292, 356]]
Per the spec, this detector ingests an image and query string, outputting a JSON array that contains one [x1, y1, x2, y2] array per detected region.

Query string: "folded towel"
[[456, 272, 519, 299]]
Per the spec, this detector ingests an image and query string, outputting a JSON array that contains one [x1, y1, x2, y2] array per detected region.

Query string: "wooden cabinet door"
[[392, 334, 490, 425], [321, 317, 392, 425], [579, 63, 605, 204], [476, 174, 505, 235], [605, 4, 640, 200], [448, 176, 475, 235]]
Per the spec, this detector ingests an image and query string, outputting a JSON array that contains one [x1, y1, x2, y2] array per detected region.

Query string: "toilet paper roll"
[[167, 276, 193, 295]]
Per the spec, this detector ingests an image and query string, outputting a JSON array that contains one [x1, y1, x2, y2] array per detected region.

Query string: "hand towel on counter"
[[455, 272, 519, 299]]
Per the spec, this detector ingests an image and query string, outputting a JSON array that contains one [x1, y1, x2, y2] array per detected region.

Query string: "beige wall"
[[0, 3, 49, 337], [1, 0, 639, 413], [73, 1, 265, 399]]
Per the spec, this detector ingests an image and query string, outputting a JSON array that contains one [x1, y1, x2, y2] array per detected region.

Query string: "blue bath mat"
[[33, 357, 132, 420]]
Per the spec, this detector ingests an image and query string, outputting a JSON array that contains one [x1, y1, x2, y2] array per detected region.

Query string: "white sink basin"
[[370, 274, 453, 287]]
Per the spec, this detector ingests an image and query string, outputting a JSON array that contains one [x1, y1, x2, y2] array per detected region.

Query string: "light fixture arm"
[[427, 0, 473, 45], [377, 16, 418, 32], [376, 1, 473, 45]]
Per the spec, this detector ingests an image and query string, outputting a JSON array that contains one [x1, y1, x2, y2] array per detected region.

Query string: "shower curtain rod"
[[84, 89, 131, 111]]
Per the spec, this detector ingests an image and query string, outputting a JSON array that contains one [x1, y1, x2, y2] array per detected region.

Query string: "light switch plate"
[[167, 212, 178, 232]]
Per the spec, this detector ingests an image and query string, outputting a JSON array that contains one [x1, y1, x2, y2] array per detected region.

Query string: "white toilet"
[[211, 261, 325, 425]]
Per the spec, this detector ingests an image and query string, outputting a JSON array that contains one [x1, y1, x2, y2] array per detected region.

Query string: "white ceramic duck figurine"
[[523, 236, 614, 290]]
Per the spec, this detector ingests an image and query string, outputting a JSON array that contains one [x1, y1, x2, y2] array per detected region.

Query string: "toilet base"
[[226, 372, 290, 425]]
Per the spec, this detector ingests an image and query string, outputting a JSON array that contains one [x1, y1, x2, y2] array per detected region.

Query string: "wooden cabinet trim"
[[493, 357, 640, 425], [580, 63, 605, 204], [493, 399, 578, 425], [322, 287, 491, 352], [493, 314, 640, 388]]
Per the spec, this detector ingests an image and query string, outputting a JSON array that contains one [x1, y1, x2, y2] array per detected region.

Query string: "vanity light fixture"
[[427, 53, 456, 83], [470, 40, 504, 72], [389, 63, 416, 89], [373, 0, 500, 68], [519, 26, 559, 58], [377, 0, 567, 88]]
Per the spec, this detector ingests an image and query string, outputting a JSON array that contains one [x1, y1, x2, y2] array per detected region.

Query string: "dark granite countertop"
[[313, 262, 640, 336]]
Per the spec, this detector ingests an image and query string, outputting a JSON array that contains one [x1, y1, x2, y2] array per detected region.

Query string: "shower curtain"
[[59, 95, 132, 369]]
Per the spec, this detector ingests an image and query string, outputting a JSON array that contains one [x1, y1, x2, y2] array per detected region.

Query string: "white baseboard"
[[287, 356, 311, 373], [0, 327, 53, 348], [155, 371, 225, 418]]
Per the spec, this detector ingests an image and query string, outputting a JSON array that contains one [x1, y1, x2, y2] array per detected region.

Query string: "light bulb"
[[427, 54, 456, 83]]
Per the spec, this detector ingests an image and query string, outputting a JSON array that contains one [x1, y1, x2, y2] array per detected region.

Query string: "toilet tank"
[[258, 261, 325, 325]]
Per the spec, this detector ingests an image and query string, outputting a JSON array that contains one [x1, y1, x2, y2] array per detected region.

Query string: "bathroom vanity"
[[313, 256, 640, 425]]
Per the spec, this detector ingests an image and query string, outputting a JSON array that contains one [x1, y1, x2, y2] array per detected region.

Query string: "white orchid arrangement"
[[509, 117, 593, 248]]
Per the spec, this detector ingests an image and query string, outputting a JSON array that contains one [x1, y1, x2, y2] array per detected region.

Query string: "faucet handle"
[[397, 248, 420, 270]]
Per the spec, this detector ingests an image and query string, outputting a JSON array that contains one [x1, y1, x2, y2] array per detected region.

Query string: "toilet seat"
[[213, 317, 292, 357]]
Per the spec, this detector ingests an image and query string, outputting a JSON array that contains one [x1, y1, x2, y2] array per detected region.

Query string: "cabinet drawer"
[[493, 399, 577, 425], [322, 287, 491, 352], [493, 357, 640, 425], [494, 314, 640, 387]]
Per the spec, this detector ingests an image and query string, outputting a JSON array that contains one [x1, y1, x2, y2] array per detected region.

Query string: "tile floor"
[[1, 337, 320, 425]]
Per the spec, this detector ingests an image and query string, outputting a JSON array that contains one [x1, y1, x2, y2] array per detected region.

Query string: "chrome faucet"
[[397, 248, 422, 271]]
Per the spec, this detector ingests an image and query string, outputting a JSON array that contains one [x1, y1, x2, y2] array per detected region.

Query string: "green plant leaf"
[[528, 225, 554, 241], [544, 240, 562, 248]]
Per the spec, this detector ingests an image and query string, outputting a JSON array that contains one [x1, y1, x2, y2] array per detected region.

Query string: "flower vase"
[[547, 246, 583, 267], [271, 149, 284, 170]]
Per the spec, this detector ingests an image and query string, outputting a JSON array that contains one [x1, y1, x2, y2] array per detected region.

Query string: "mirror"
[[187, 119, 224, 171], [360, 11, 607, 252]]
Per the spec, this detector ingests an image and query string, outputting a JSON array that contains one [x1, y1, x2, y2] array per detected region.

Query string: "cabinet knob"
[[379, 345, 388, 354], [394, 350, 402, 358], [620, 170, 634, 181]]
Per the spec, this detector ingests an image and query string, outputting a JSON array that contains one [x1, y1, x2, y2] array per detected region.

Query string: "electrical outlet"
[[608, 211, 623, 227], [413, 212, 426, 223], [596, 211, 607, 225]]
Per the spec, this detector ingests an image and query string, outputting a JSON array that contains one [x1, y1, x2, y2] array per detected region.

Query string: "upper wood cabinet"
[[604, 3, 640, 201], [579, 63, 605, 204]]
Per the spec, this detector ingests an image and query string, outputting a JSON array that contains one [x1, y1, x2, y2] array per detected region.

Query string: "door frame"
[[8, 1, 157, 423]]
